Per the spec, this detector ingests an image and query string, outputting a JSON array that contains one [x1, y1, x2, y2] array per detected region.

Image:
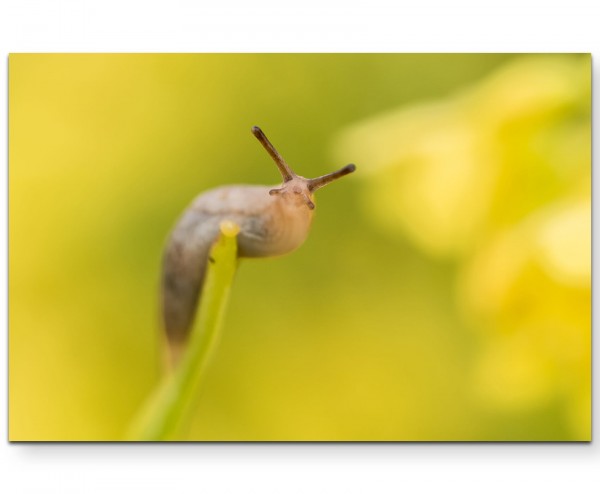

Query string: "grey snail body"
[[161, 127, 355, 365]]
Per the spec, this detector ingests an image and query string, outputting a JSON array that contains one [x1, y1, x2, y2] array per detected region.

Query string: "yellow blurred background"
[[9, 54, 590, 441]]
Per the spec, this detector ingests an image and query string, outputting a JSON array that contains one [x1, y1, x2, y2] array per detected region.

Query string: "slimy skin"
[[160, 127, 355, 365]]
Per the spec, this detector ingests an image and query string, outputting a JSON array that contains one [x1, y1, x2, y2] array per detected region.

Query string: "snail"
[[161, 126, 356, 365]]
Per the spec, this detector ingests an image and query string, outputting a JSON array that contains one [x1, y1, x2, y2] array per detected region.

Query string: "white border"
[[1, 1, 598, 494]]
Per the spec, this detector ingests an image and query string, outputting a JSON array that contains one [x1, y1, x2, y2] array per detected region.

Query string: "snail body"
[[161, 127, 355, 364]]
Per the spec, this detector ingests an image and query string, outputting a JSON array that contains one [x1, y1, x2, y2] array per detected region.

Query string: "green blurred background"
[[9, 54, 590, 441]]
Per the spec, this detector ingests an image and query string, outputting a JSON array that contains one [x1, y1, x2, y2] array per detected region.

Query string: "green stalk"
[[127, 222, 239, 441]]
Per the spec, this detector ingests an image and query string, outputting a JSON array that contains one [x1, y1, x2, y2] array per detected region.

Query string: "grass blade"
[[127, 221, 240, 441]]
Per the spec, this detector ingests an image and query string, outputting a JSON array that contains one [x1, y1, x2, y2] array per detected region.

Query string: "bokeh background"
[[9, 54, 590, 441]]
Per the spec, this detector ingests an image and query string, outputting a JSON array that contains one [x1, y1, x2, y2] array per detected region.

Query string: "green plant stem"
[[127, 224, 239, 441]]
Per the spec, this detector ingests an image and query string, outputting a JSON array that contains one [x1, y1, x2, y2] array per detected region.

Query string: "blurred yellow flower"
[[333, 54, 591, 439]]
